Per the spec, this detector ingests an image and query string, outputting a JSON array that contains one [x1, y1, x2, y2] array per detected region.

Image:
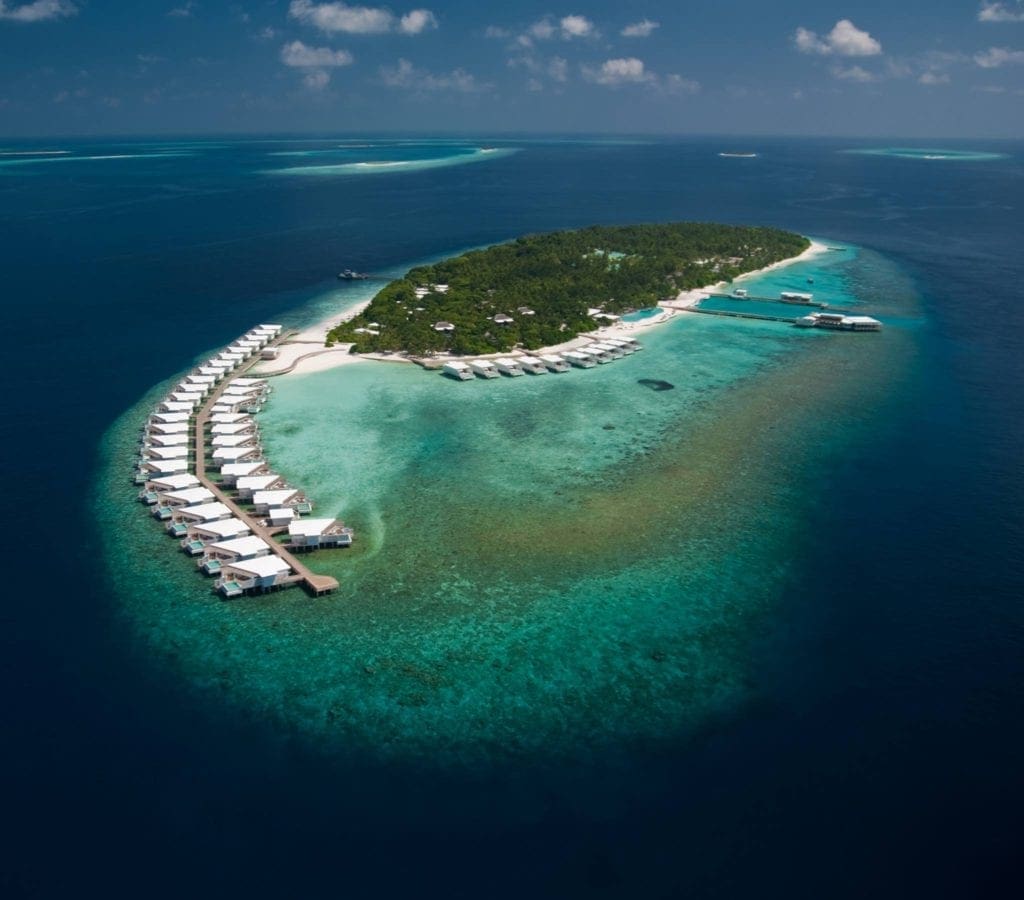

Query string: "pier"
[[137, 325, 347, 599], [690, 307, 797, 324]]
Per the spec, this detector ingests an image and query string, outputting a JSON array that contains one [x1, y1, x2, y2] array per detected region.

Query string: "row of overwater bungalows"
[[135, 324, 354, 598], [441, 337, 641, 381]]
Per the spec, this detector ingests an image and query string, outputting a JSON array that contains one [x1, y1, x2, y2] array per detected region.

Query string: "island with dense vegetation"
[[326, 223, 810, 356]]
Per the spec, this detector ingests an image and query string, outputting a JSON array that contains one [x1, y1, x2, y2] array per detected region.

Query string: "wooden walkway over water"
[[690, 308, 798, 324], [192, 342, 339, 597]]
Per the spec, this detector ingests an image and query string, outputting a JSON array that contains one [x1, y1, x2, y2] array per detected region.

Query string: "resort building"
[[212, 446, 263, 464], [216, 556, 293, 597], [235, 474, 285, 500], [538, 354, 570, 373], [251, 489, 302, 514], [185, 517, 252, 549], [200, 535, 273, 576], [172, 502, 233, 526], [288, 519, 354, 549], [563, 350, 596, 369], [267, 507, 296, 527], [493, 313, 514, 325], [517, 356, 548, 374], [219, 461, 269, 486], [470, 360, 499, 379], [442, 361, 474, 381], [433, 321, 455, 332], [495, 358, 525, 376]]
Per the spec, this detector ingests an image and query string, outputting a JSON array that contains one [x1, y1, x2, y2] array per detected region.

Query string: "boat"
[[337, 269, 369, 280]]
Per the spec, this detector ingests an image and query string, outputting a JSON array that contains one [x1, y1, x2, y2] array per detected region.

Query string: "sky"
[[0, 0, 1022, 137]]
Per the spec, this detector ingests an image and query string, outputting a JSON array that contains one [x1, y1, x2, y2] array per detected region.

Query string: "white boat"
[[732, 288, 748, 298], [470, 360, 499, 379], [516, 356, 548, 374], [780, 291, 814, 302], [442, 361, 474, 381], [494, 358, 525, 376]]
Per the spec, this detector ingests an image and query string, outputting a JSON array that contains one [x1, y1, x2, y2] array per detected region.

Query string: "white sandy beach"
[[265, 238, 829, 377]]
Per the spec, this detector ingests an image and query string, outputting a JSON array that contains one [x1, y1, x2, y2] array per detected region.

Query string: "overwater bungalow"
[[563, 350, 596, 368], [185, 517, 252, 549], [219, 461, 269, 486], [169, 391, 204, 405], [172, 501, 233, 525], [210, 412, 251, 425], [495, 358, 525, 376], [470, 360, 499, 379], [517, 356, 548, 374], [591, 341, 625, 359], [251, 489, 302, 514], [144, 445, 190, 461], [139, 458, 191, 477], [538, 354, 570, 373], [216, 556, 292, 598], [602, 338, 636, 354], [212, 446, 263, 464], [287, 518, 354, 549], [442, 361, 474, 380], [185, 374, 217, 387], [149, 411, 191, 425], [146, 473, 200, 493], [158, 487, 215, 507], [198, 365, 230, 378], [211, 422, 256, 437], [235, 474, 285, 500], [578, 345, 614, 364], [147, 432, 190, 448], [200, 535, 272, 575], [267, 507, 296, 527], [147, 421, 190, 436], [211, 434, 260, 449], [158, 400, 197, 415]]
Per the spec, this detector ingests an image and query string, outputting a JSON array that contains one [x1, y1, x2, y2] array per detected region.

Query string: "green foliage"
[[326, 222, 809, 354]]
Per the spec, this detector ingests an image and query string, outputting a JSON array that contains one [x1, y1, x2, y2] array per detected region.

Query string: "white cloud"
[[979, 2, 1024, 22], [167, 1, 196, 18], [528, 18, 555, 41], [280, 40, 354, 67], [0, 0, 76, 22], [975, 45, 1024, 66], [663, 73, 700, 94], [379, 57, 488, 92], [303, 70, 331, 90], [831, 64, 876, 82], [398, 9, 436, 35], [559, 14, 595, 39], [918, 71, 950, 85], [795, 19, 882, 57], [548, 56, 568, 82], [508, 53, 569, 87], [289, 1, 437, 35], [622, 19, 659, 38], [582, 57, 653, 85]]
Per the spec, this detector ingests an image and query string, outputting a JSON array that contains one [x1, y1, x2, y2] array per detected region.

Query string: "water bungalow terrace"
[[172, 501, 233, 525], [212, 446, 263, 463], [216, 556, 292, 597], [235, 474, 284, 500], [288, 518, 354, 549], [538, 354, 570, 373], [251, 489, 301, 514], [186, 517, 252, 546], [218, 461, 268, 485]]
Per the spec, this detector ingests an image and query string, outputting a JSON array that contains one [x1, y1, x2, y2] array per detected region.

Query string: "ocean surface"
[[2, 136, 1022, 898]]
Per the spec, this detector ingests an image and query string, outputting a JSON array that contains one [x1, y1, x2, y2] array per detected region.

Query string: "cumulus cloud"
[[303, 70, 331, 90], [795, 19, 882, 57], [975, 45, 1024, 66], [918, 71, 951, 85], [559, 14, 594, 39], [582, 57, 652, 85], [379, 57, 488, 92], [622, 19, 659, 38], [398, 9, 437, 34], [663, 73, 700, 94], [519, 14, 596, 44], [289, 1, 437, 35], [508, 53, 569, 88], [831, 64, 876, 82], [978, 2, 1024, 22], [0, 0, 77, 22], [280, 40, 354, 67], [167, 1, 196, 17]]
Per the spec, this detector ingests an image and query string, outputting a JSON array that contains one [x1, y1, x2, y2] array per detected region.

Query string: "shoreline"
[[257, 237, 830, 378]]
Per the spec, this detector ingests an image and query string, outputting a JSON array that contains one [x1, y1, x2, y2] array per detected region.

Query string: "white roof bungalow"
[[186, 374, 217, 387], [159, 487, 215, 507], [212, 446, 263, 463], [235, 474, 285, 500], [251, 489, 301, 514], [591, 341, 624, 359], [517, 356, 548, 374], [578, 345, 613, 364], [145, 445, 190, 461], [288, 518, 354, 549], [149, 411, 191, 425], [563, 350, 596, 369], [147, 473, 200, 492], [470, 360, 499, 379], [147, 421, 190, 436], [211, 422, 256, 436], [442, 361, 474, 381], [267, 507, 296, 527], [185, 517, 251, 547], [219, 461, 269, 486], [538, 354, 570, 373], [173, 501, 233, 525], [433, 321, 455, 332], [147, 432, 189, 448], [211, 434, 260, 449], [495, 358, 524, 376], [158, 400, 196, 414], [139, 457, 190, 477], [170, 391, 204, 405], [210, 412, 251, 425], [493, 313, 514, 325], [230, 378, 267, 388], [198, 365, 230, 378], [200, 535, 272, 576], [217, 556, 292, 597]]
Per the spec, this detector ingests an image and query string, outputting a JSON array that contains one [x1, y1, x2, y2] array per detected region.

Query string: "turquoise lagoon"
[[98, 241, 920, 769]]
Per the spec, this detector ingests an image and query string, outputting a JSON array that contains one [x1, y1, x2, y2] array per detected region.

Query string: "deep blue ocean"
[[2, 136, 1022, 898]]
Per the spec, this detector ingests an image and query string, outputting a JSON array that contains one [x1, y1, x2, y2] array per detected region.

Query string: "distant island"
[[326, 223, 809, 356]]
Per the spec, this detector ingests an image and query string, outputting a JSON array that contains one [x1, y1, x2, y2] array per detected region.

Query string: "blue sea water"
[[2, 136, 1022, 898]]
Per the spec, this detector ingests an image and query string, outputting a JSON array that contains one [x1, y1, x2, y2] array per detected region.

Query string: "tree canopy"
[[326, 222, 809, 355]]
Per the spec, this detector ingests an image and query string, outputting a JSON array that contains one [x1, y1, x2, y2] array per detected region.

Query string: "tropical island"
[[325, 223, 810, 356]]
